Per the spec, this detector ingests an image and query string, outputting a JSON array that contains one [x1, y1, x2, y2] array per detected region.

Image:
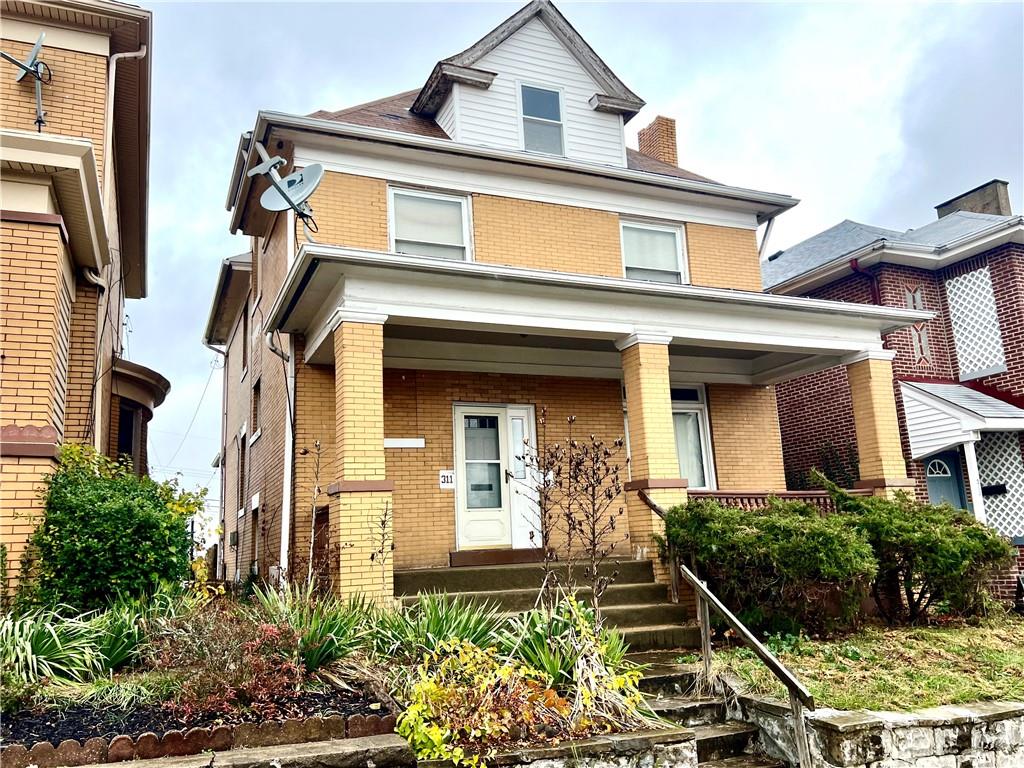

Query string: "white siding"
[[436, 84, 459, 140], [456, 17, 627, 167], [901, 383, 974, 459]]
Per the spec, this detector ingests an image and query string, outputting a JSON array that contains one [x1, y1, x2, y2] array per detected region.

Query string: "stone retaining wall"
[[725, 686, 1024, 767]]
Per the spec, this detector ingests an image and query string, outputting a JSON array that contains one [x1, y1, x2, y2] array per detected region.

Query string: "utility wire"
[[167, 358, 218, 466]]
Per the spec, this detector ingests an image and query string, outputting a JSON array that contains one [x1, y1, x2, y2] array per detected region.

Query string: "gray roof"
[[763, 210, 1017, 289], [906, 382, 1024, 420]]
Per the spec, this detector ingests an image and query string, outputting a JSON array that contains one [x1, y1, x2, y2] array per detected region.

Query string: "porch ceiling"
[[269, 244, 930, 385]]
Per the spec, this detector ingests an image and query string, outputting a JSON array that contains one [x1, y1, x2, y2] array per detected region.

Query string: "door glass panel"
[[673, 411, 706, 488], [466, 462, 502, 509], [464, 416, 500, 460], [510, 417, 526, 480]]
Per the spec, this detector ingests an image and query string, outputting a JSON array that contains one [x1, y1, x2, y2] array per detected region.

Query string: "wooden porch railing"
[[638, 488, 816, 768], [688, 488, 872, 515]]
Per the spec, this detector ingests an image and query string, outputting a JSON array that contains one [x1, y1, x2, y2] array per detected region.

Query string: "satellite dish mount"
[[247, 142, 323, 243], [1, 32, 52, 132]]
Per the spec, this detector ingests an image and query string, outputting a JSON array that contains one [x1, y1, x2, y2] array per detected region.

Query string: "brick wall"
[[308, 172, 765, 290], [990, 544, 1024, 602], [383, 369, 627, 569], [472, 195, 622, 276], [707, 384, 786, 490], [0, 39, 108, 182], [64, 283, 99, 443], [0, 455, 57, 583], [220, 283, 251, 581], [1, 222, 74, 433], [686, 224, 762, 291]]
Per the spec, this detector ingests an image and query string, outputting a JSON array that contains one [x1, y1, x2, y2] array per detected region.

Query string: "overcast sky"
[[128, 1, 1024, 528]]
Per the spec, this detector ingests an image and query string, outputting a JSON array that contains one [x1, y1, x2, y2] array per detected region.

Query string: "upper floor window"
[[390, 188, 470, 261], [621, 221, 687, 284], [520, 84, 564, 156]]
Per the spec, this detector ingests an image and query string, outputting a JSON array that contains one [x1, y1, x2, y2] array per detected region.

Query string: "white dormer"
[[412, 0, 643, 168]]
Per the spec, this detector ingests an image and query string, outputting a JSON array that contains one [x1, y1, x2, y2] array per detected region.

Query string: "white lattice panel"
[[976, 431, 1024, 538], [945, 267, 1006, 379]]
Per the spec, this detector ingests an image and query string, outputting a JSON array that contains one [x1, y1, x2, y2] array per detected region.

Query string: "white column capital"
[[841, 348, 897, 366], [615, 330, 673, 351], [332, 308, 389, 328]]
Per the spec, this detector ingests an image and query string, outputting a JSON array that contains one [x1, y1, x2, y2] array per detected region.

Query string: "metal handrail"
[[638, 489, 815, 768]]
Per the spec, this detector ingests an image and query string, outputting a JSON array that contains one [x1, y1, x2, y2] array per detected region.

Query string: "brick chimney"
[[637, 115, 677, 166], [935, 179, 1012, 219]]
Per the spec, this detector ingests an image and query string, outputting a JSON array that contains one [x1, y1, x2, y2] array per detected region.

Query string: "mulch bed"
[[1, 686, 383, 748]]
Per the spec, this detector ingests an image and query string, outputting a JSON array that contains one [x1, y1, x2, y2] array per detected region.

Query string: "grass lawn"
[[707, 610, 1024, 712]]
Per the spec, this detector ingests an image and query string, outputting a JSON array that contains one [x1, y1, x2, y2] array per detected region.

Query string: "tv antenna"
[[247, 141, 322, 243], [1, 32, 52, 132]]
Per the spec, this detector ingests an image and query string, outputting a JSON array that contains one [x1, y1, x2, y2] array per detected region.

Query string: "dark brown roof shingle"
[[313, 91, 716, 184]]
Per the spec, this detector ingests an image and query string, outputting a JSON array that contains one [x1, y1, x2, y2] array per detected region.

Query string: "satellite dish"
[[260, 163, 324, 212], [0, 32, 52, 131]]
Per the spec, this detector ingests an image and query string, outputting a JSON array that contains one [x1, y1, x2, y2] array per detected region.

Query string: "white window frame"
[[388, 186, 473, 261], [517, 81, 566, 157], [620, 220, 689, 285], [670, 385, 716, 491]]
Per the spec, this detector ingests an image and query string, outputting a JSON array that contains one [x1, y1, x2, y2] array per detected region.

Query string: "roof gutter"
[[229, 110, 799, 234]]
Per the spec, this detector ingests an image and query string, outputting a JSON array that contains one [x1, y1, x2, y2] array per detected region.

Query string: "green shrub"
[[371, 592, 503, 659], [817, 473, 1015, 623], [660, 498, 877, 633], [500, 597, 630, 689], [0, 609, 101, 685], [251, 582, 366, 671], [21, 445, 204, 611]]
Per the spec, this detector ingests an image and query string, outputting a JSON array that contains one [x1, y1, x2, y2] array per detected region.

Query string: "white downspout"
[[279, 348, 295, 580], [758, 216, 776, 262], [103, 44, 147, 221], [963, 440, 987, 524]]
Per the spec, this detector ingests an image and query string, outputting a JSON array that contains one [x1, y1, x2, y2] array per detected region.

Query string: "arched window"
[[926, 459, 952, 478]]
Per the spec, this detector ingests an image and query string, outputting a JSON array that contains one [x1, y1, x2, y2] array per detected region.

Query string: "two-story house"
[[205, 0, 925, 623], [1, 0, 168, 584], [766, 180, 1024, 600]]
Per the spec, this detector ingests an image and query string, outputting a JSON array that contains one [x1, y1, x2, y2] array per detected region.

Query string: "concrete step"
[[693, 722, 759, 763], [632, 652, 701, 695], [649, 695, 727, 727], [698, 757, 785, 768], [397, 582, 669, 611], [602, 602, 693, 628], [394, 559, 655, 595], [620, 623, 701, 652]]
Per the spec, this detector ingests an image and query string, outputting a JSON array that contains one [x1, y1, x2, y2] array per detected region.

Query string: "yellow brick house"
[[206, 0, 925, 632], [1, 0, 168, 582]]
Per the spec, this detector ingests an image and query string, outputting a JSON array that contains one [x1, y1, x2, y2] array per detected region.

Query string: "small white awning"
[[900, 381, 1024, 459]]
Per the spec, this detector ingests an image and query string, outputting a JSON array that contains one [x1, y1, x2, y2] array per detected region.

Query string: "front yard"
[[712, 610, 1024, 711]]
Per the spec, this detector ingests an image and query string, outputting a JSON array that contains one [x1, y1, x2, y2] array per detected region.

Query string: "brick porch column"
[[617, 333, 687, 582], [845, 351, 914, 497], [330, 318, 394, 600]]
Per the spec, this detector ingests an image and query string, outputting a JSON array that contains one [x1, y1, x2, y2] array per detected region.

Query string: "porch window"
[[621, 222, 687, 284], [520, 84, 564, 156], [671, 387, 714, 490], [390, 188, 470, 261]]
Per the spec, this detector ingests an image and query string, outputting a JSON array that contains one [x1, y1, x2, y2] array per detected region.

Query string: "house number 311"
[[439, 470, 455, 490]]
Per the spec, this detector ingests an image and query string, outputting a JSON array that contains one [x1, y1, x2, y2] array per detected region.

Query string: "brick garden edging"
[[0, 712, 397, 768]]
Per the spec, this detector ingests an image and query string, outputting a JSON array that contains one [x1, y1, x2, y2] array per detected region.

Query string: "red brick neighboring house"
[[765, 180, 1024, 601]]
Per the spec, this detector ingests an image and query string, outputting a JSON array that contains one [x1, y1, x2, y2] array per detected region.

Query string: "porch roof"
[[900, 381, 1024, 459], [267, 244, 930, 385]]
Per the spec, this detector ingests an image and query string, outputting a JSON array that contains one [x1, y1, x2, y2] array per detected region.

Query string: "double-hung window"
[[390, 188, 470, 260], [621, 221, 687, 284], [520, 84, 564, 156], [670, 387, 714, 490]]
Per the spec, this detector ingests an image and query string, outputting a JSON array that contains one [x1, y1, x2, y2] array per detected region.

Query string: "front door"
[[454, 404, 539, 550], [925, 450, 967, 509]]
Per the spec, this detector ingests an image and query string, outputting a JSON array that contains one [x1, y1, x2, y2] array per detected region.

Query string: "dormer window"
[[520, 84, 564, 156]]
